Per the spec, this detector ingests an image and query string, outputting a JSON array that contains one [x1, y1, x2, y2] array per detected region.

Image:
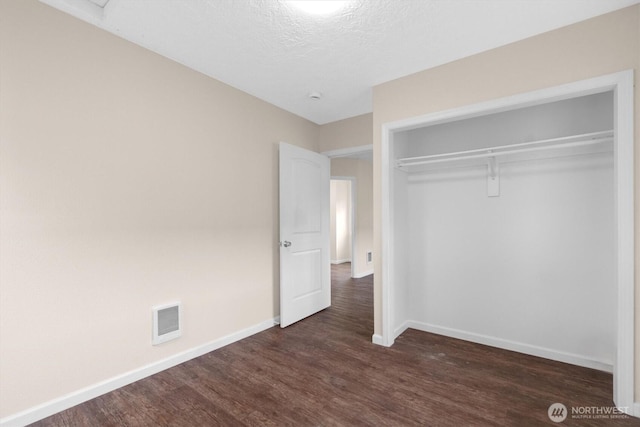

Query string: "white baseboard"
[[331, 259, 352, 265], [393, 321, 410, 340], [353, 269, 373, 278], [0, 317, 279, 427], [633, 402, 640, 418], [371, 321, 408, 347], [405, 321, 613, 373], [371, 334, 385, 346]]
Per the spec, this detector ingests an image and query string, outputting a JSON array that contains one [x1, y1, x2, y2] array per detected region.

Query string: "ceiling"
[[41, 0, 639, 125]]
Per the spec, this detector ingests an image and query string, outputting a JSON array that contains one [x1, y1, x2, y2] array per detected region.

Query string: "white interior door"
[[279, 142, 330, 328]]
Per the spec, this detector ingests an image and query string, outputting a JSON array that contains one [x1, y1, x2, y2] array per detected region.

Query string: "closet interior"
[[390, 91, 615, 371]]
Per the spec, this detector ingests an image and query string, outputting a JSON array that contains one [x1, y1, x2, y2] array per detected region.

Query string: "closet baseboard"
[[393, 321, 410, 339], [405, 321, 613, 373], [0, 317, 279, 427], [353, 269, 373, 279]]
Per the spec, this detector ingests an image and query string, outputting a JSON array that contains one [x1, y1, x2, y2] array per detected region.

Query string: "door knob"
[[282, 241, 292, 247]]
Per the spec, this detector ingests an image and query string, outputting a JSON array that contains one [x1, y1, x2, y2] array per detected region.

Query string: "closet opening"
[[380, 71, 634, 412]]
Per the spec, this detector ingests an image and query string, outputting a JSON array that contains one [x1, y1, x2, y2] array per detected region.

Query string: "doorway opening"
[[330, 178, 356, 278], [324, 146, 374, 281]]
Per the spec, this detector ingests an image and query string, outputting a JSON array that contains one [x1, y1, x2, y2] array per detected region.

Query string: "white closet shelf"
[[395, 130, 614, 169]]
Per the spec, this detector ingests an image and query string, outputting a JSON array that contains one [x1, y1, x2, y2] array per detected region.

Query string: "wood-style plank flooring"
[[33, 264, 639, 426]]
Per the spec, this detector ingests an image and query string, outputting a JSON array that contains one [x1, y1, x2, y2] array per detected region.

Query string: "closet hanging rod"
[[396, 130, 613, 168], [398, 138, 612, 168]]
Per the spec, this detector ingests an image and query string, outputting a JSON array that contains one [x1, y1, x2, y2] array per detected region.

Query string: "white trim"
[[331, 259, 352, 264], [349, 176, 357, 279], [371, 334, 385, 346], [379, 70, 635, 410], [406, 322, 613, 373], [380, 73, 630, 133], [612, 70, 635, 410], [322, 144, 373, 159], [633, 403, 640, 418], [353, 269, 373, 279], [393, 320, 410, 339], [380, 121, 393, 348], [0, 317, 279, 427]]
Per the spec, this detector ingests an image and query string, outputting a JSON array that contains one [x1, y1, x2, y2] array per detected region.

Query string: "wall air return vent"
[[152, 302, 182, 345]]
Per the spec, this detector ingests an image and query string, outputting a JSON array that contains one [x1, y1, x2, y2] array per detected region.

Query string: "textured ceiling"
[[41, 0, 639, 124]]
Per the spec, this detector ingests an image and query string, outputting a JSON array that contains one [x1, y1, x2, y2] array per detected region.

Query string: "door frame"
[[323, 144, 373, 279], [379, 70, 635, 412], [331, 176, 357, 278]]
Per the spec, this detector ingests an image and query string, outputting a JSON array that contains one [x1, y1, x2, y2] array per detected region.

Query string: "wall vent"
[[152, 302, 182, 345], [367, 251, 373, 264]]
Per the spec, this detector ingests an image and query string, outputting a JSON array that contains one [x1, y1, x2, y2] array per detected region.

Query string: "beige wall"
[[331, 158, 374, 278], [0, 0, 318, 417], [372, 4, 640, 399], [319, 113, 373, 152]]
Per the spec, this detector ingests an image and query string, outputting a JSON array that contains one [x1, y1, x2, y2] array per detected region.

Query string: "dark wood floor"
[[33, 264, 639, 426]]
